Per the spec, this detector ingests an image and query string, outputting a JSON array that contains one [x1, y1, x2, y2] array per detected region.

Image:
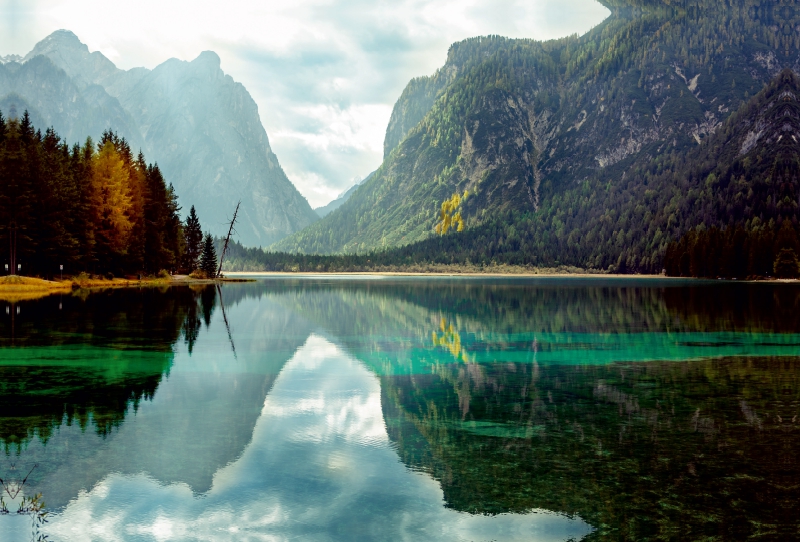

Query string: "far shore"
[[224, 271, 670, 279], [225, 271, 799, 282]]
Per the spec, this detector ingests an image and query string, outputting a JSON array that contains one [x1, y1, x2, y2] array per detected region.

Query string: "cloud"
[[0, 0, 609, 207]]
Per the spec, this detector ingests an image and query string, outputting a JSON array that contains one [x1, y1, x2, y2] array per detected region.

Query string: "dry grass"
[[0, 274, 166, 302], [0, 275, 72, 302], [0, 274, 251, 302]]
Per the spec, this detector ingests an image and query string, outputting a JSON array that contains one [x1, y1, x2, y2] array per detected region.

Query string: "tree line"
[[664, 220, 800, 278], [0, 111, 218, 278]]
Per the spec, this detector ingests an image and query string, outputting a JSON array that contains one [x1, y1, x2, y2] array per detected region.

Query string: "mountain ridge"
[[0, 30, 318, 246]]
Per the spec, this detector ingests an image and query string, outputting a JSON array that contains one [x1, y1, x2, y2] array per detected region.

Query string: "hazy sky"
[[0, 0, 609, 207]]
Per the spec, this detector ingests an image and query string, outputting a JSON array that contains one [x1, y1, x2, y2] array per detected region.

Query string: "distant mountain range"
[[0, 31, 318, 247], [313, 172, 373, 218], [273, 0, 800, 272]]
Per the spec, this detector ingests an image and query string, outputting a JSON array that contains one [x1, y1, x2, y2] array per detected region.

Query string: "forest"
[[0, 111, 220, 278], [274, 0, 799, 257]]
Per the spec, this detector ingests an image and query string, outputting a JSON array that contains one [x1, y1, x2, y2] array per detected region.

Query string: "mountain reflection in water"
[[0, 278, 797, 540]]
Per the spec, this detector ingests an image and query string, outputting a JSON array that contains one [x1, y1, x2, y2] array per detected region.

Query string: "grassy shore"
[[0, 274, 252, 302]]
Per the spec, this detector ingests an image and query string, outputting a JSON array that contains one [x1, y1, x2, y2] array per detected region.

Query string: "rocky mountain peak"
[[25, 30, 119, 87], [192, 51, 221, 70]]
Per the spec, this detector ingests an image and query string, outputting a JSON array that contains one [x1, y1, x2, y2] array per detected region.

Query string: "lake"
[[0, 276, 797, 541]]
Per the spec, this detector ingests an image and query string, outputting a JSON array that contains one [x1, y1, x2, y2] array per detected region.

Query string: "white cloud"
[[0, 0, 609, 207]]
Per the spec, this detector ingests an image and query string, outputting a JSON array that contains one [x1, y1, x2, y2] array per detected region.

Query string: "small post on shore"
[[8, 221, 17, 276]]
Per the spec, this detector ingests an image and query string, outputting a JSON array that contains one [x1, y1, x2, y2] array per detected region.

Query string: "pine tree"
[[184, 206, 203, 272], [200, 233, 218, 277]]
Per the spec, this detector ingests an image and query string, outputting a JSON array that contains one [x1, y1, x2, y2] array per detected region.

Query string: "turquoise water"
[[0, 277, 797, 540]]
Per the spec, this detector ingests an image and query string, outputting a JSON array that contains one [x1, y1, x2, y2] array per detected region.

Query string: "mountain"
[[272, 0, 800, 267], [313, 172, 374, 217], [347, 67, 800, 274], [0, 30, 318, 247]]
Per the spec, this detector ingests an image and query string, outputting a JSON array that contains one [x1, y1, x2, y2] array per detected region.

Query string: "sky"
[[0, 0, 609, 208]]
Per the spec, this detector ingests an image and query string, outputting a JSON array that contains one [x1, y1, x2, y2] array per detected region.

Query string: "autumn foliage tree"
[[92, 139, 134, 263]]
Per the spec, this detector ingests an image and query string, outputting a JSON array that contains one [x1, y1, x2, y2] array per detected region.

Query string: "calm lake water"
[[0, 277, 797, 541]]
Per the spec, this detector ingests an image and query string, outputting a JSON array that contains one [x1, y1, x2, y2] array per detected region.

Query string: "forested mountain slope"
[[273, 0, 800, 262], [352, 68, 800, 273], [0, 31, 318, 246]]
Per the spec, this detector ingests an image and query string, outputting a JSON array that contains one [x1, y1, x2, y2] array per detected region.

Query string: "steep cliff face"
[[274, 0, 799, 256], [0, 31, 318, 246]]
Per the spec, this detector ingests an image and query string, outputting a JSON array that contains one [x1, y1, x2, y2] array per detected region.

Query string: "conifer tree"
[[164, 183, 183, 272], [184, 206, 203, 272], [200, 233, 218, 277]]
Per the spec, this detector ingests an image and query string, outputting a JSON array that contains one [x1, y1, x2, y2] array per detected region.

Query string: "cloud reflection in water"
[[44, 335, 592, 541]]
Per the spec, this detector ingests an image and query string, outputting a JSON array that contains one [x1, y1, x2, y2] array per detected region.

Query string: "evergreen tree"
[[200, 233, 218, 277], [164, 183, 183, 273], [184, 206, 203, 272]]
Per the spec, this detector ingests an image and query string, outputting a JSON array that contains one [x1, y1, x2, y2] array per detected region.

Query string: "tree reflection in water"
[[0, 285, 227, 514]]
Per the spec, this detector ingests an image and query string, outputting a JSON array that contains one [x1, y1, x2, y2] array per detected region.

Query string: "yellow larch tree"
[[92, 141, 133, 255], [435, 189, 469, 234]]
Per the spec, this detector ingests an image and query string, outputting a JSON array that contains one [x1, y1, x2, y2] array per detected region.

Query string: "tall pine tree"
[[184, 206, 203, 272], [200, 233, 218, 277]]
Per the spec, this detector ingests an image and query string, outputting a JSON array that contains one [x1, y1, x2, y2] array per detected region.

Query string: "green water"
[[0, 277, 797, 541]]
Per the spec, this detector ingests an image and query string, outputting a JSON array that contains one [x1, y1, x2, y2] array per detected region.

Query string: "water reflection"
[[43, 336, 592, 542], [0, 278, 797, 540], [382, 357, 799, 539], [255, 277, 800, 538], [0, 288, 196, 451]]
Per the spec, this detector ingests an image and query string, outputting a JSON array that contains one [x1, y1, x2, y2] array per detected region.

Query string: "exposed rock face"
[[458, 92, 540, 214], [382, 66, 456, 159], [0, 54, 142, 150], [0, 30, 318, 246]]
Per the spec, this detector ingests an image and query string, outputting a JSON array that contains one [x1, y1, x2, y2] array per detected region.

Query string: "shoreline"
[[227, 271, 799, 282], [2, 270, 795, 302], [0, 275, 252, 302]]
